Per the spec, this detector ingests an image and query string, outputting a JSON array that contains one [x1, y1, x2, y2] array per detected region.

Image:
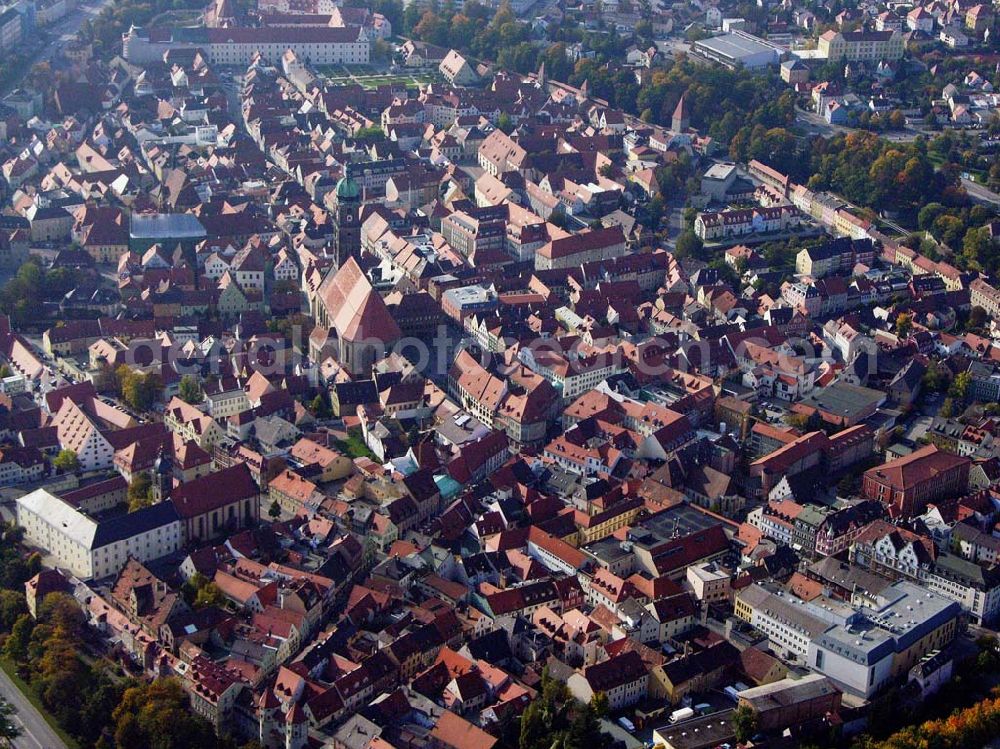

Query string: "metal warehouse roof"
[[130, 213, 207, 240]]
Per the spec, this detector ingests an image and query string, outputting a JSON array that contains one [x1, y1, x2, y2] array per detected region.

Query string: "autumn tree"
[[112, 679, 219, 749], [117, 366, 162, 412], [938, 396, 957, 420], [949, 370, 972, 402], [862, 689, 1000, 749], [194, 582, 224, 609], [895, 312, 913, 339]]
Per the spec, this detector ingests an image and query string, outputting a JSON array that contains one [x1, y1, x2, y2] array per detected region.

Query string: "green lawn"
[[319, 66, 442, 90], [926, 149, 988, 183], [0, 657, 81, 749], [336, 434, 376, 459]]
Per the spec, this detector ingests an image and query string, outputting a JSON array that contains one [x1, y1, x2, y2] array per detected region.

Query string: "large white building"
[[123, 24, 370, 66], [16, 489, 183, 580], [692, 31, 783, 69], [816, 29, 905, 61], [0, 6, 22, 53], [735, 581, 960, 699]]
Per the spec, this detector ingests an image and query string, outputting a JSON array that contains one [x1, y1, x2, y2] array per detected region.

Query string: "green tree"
[[310, 393, 331, 418], [183, 572, 225, 610], [52, 450, 79, 473], [962, 226, 992, 269], [647, 195, 665, 232], [518, 668, 610, 749], [178, 375, 203, 405], [117, 366, 162, 413], [2, 615, 32, 662], [0, 590, 26, 632], [589, 692, 609, 719], [353, 125, 386, 141], [0, 699, 20, 748], [128, 473, 154, 512], [182, 572, 209, 606], [269, 500, 281, 519], [674, 230, 704, 260], [497, 112, 514, 134], [732, 704, 758, 743], [922, 364, 946, 393]]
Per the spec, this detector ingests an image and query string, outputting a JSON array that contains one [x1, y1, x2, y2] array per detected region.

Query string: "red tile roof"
[[170, 463, 258, 518]]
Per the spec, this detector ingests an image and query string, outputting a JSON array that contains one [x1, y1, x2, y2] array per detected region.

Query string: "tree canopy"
[[519, 669, 610, 749]]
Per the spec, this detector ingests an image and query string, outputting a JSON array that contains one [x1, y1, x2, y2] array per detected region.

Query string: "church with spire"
[[331, 172, 361, 268], [672, 93, 690, 133]]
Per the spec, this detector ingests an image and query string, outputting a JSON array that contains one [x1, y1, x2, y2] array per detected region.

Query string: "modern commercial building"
[[692, 31, 783, 69], [850, 521, 1000, 626], [735, 580, 961, 699]]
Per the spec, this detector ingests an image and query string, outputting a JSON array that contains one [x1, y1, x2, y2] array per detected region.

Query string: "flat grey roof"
[[695, 32, 777, 60], [703, 163, 736, 180], [653, 709, 735, 749], [130, 213, 207, 240], [634, 502, 725, 542], [738, 673, 839, 709], [798, 382, 886, 417]]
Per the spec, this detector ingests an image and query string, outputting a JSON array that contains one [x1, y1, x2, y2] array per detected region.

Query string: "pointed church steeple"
[[672, 92, 690, 133]]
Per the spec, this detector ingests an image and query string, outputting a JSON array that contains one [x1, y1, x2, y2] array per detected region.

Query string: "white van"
[[669, 707, 695, 723]]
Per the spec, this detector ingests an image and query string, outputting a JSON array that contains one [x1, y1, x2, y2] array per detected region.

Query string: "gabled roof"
[[170, 463, 258, 518], [317, 257, 401, 343]]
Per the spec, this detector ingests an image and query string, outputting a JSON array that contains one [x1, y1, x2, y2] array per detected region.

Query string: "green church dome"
[[335, 175, 360, 201]]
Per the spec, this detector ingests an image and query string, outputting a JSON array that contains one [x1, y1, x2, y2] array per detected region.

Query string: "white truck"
[[669, 707, 695, 723]]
